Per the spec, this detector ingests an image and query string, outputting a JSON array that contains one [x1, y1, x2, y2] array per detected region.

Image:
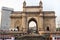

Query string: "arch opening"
[[16, 26, 19, 31], [28, 18, 38, 34], [46, 26, 49, 31]]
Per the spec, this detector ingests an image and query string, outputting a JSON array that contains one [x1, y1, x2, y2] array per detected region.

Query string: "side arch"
[[44, 24, 51, 31], [14, 20, 21, 31]]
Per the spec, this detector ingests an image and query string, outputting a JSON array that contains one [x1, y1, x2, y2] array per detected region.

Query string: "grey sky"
[[0, 0, 60, 27]]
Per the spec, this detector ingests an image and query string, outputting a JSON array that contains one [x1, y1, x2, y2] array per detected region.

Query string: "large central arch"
[[28, 18, 38, 33]]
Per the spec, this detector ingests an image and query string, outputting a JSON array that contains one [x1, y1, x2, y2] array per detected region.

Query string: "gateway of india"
[[10, 0, 56, 33], [1, 0, 60, 40]]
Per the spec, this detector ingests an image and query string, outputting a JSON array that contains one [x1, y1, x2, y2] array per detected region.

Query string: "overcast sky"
[[0, 0, 60, 28]]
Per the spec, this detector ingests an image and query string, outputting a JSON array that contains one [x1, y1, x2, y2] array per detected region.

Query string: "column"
[[38, 13, 44, 31], [22, 13, 27, 33]]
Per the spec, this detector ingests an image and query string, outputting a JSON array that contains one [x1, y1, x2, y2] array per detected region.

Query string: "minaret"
[[39, 0, 43, 8], [23, 1, 26, 7], [39, 0, 43, 12], [39, 0, 43, 31]]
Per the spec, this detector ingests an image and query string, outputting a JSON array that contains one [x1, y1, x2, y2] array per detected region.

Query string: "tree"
[[56, 28, 60, 31]]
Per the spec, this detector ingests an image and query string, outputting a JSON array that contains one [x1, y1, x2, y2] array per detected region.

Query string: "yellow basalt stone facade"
[[10, 1, 56, 34]]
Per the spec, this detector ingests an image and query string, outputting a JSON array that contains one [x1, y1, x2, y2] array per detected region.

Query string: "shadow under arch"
[[28, 18, 38, 34]]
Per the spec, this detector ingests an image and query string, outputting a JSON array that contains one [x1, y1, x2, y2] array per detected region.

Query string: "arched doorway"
[[16, 26, 19, 31], [28, 18, 38, 34]]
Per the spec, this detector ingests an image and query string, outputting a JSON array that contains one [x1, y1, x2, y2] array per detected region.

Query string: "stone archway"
[[28, 18, 38, 34]]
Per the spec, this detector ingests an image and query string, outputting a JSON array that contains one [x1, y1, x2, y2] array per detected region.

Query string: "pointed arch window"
[[46, 26, 49, 31], [16, 26, 19, 31]]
